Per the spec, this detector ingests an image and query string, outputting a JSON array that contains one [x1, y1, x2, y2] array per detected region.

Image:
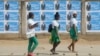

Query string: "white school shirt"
[[70, 18, 78, 27], [52, 20, 59, 28], [26, 19, 37, 38]]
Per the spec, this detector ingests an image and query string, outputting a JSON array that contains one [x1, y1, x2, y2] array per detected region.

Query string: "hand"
[[35, 34, 37, 37], [34, 23, 38, 27]]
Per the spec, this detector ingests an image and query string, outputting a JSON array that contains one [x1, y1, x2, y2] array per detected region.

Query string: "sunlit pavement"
[[0, 39, 100, 56]]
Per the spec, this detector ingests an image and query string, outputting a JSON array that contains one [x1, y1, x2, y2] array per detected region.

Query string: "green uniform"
[[28, 36, 38, 52], [69, 26, 78, 40], [27, 19, 38, 53], [50, 26, 60, 44]]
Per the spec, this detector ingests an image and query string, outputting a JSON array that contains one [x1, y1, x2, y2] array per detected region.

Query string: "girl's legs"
[[30, 37, 38, 52], [72, 40, 75, 52], [28, 37, 38, 56], [68, 42, 73, 51], [28, 37, 33, 56], [72, 40, 78, 52], [51, 41, 60, 54], [28, 37, 33, 53], [50, 43, 56, 53], [68, 40, 78, 52]]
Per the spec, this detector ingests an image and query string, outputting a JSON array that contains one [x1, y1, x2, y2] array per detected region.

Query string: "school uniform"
[[50, 20, 60, 44], [69, 18, 78, 40], [27, 19, 38, 53]]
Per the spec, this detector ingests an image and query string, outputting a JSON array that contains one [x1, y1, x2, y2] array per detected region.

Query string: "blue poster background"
[[7, 22, 19, 31], [77, 22, 81, 31], [59, 22, 66, 31], [0, 22, 4, 31], [59, 11, 66, 21], [58, 1, 66, 10], [7, 12, 19, 21], [29, 1, 40, 10], [89, 12, 100, 30], [89, 2, 100, 11], [44, 12, 54, 21], [0, 12, 4, 20], [32, 12, 40, 21], [0, 2, 4, 10], [44, 1, 54, 10], [89, 21, 100, 30], [8, 1, 19, 10], [44, 22, 52, 31], [70, 1, 81, 10], [77, 12, 81, 21]]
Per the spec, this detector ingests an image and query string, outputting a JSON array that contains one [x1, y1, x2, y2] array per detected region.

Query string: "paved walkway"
[[0, 38, 100, 56]]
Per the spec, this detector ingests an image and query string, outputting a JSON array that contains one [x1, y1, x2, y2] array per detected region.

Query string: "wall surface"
[[0, 0, 100, 40]]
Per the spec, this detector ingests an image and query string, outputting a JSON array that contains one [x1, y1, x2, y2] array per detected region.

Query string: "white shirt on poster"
[[66, 21, 71, 32]]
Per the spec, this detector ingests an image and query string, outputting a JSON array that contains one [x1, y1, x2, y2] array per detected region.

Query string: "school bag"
[[48, 24, 53, 33]]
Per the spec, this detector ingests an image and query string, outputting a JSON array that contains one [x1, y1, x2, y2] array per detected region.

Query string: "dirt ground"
[[0, 38, 100, 46], [0, 38, 100, 56]]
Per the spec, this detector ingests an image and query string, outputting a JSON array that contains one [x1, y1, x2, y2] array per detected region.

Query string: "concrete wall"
[[0, 0, 100, 40]]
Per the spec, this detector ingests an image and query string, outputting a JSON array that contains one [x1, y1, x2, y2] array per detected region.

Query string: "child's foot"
[[50, 49, 58, 55], [68, 47, 71, 51], [50, 49, 56, 54], [27, 54, 31, 56]]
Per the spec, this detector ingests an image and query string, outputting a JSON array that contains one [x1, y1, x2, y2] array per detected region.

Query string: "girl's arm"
[[28, 23, 38, 29], [73, 24, 78, 36]]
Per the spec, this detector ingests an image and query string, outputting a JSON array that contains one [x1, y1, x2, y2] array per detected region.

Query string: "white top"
[[26, 19, 37, 38], [70, 18, 78, 27], [52, 20, 59, 28]]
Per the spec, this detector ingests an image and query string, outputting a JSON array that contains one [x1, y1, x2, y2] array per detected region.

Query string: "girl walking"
[[50, 12, 60, 54], [68, 11, 78, 52], [27, 12, 38, 56]]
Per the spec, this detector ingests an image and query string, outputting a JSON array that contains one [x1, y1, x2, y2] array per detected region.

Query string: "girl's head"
[[54, 12, 60, 20], [73, 11, 77, 18], [28, 12, 34, 19]]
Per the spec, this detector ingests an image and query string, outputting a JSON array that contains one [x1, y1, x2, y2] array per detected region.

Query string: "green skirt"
[[50, 29, 60, 44], [69, 27, 78, 40]]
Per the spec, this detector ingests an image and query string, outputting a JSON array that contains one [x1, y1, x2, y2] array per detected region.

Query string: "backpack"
[[48, 24, 53, 33]]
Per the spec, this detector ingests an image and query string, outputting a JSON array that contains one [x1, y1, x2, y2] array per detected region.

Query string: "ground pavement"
[[0, 38, 100, 56]]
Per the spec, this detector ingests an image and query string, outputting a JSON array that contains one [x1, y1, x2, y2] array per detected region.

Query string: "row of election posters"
[[86, 2, 100, 32], [0, 1, 19, 33], [26, 1, 81, 33], [0, 1, 100, 33]]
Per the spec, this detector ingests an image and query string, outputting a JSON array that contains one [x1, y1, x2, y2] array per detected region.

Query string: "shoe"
[[50, 49, 58, 54], [27, 53, 31, 56], [68, 47, 71, 51], [50, 49, 54, 53], [28, 53, 34, 56]]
